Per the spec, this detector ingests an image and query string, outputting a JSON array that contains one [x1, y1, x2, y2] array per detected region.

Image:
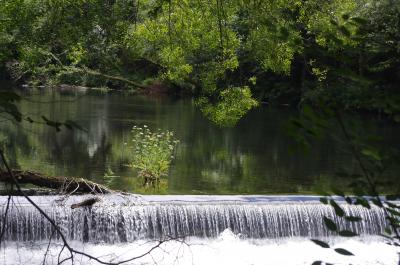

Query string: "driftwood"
[[0, 170, 111, 194]]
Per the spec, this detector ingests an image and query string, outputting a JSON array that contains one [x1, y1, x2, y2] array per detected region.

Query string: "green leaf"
[[342, 13, 350, 20], [345, 216, 362, 222], [387, 217, 400, 228], [329, 19, 338, 26], [311, 239, 330, 249], [361, 148, 381, 161], [311, 261, 322, 265], [339, 26, 351, 37], [387, 208, 400, 217], [323, 216, 338, 231], [334, 248, 354, 256], [320, 197, 328, 205], [384, 226, 392, 235], [345, 197, 353, 204], [355, 198, 371, 209], [330, 200, 345, 217], [351, 17, 368, 25], [306, 128, 317, 137], [338, 230, 358, 237], [291, 119, 304, 128], [371, 198, 383, 208]]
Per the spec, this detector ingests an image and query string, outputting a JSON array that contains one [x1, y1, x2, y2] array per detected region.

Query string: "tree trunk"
[[0, 170, 111, 194]]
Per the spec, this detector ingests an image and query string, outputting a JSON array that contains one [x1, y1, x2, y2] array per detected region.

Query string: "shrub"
[[129, 125, 178, 187]]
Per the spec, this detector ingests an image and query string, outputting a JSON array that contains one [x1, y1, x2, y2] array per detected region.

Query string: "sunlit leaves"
[[126, 0, 241, 90], [304, 0, 359, 48], [197, 86, 258, 127], [67, 43, 87, 66], [1, 0, 134, 86], [246, 24, 299, 74]]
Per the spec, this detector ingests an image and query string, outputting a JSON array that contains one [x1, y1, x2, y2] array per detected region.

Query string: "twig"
[[42, 228, 56, 265]]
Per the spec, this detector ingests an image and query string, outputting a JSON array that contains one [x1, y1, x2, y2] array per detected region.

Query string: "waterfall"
[[0, 195, 387, 243]]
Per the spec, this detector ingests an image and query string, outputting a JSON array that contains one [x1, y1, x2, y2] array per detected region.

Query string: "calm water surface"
[[1, 87, 399, 194]]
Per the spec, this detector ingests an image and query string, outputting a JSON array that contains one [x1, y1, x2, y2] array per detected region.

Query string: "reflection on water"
[[0, 88, 399, 194]]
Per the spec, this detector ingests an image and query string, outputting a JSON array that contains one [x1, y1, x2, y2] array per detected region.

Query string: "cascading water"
[[0, 195, 387, 243]]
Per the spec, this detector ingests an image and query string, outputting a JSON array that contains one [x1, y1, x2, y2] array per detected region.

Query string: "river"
[[1, 87, 399, 194]]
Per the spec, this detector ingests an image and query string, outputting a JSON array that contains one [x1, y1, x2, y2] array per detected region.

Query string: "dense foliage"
[[0, 1, 400, 262], [1, 0, 399, 125]]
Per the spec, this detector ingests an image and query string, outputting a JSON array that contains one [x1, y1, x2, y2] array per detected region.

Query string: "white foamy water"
[[0, 195, 398, 264], [0, 231, 398, 265], [0, 195, 387, 241]]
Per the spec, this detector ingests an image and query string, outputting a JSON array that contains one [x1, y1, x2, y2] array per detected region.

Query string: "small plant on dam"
[[129, 125, 179, 188]]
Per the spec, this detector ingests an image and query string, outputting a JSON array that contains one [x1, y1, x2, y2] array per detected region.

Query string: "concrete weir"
[[0, 194, 387, 243]]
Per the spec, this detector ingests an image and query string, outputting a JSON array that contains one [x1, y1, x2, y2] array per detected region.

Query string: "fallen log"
[[0, 170, 111, 194]]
